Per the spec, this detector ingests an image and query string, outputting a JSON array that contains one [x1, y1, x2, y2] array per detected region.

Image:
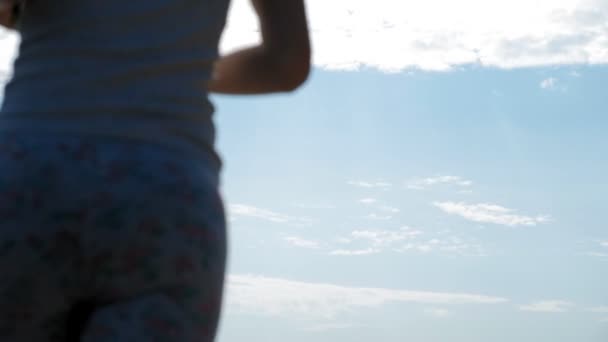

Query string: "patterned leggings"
[[0, 131, 227, 341]]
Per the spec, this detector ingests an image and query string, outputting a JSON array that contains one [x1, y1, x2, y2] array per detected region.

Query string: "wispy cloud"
[[589, 306, 608, 313], [351, 228, 423, 247], [330, 248, 379, 256], [433, 202, 550, 227], [540, 77, 559, 89], [284, 236, 321, 249], [303, 322, 354, 332], [424, 308, 451, 318], [363, 213, 394, 221], [569, 70, 582, 77], [407, 175, 473, 190], [378, 205, 400, 213], [292, 203, 337, 210], [400, 244, 432, 253], [396, 237, 486, 256], [335, 237, 353, 244], [220, 0, 608, 72], [333, 227, 485, 256], [519, 300, 573, 313], [584, 241, 608, 258], [358, 198, 400, 220], [229, 204, 312, 225], [225, 274, 508, 320], [347, 180, 392, 189]]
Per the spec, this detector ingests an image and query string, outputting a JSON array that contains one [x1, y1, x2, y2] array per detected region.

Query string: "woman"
[[0, 0, 310, 341]]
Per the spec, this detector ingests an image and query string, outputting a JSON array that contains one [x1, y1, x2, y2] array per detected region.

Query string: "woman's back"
[[1, 0, 230, 165], [0, 1, 310, 340]]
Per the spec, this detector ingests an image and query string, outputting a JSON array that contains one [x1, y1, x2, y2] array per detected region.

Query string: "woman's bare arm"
[[207, 0, 311, 94]]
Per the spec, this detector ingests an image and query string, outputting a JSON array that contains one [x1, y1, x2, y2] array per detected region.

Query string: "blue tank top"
[[0, 0, 230, 169]]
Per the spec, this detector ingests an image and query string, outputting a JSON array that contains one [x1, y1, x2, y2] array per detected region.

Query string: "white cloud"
[[519, 300, 573, 313], [424, 308, 451, 318], [363, 213, 393, 221], [540, 77, 567, 91], [589, 306, 608, 313], [333, 227, 485, 256], [407, 175, 473, 190], [378, 205, 400, 213], [358, 198, 400, 217], [292, 203, 337, 210], [229, 204, 311, 225], [229, 204, 290, 223], [303, 322, 354, 332], [225, 274, 508, 320], [433, 202, 550, 227], [351, 228, 422, 247], [404, 238, 487, 257], [335, 237, 353, 244], [397, 237, 486, 256], [330, 248, 379, 256], [585, 251, 608, 258], [347, 180, 392, 189], [5, 0, 605, 79], [220, 0, 608, 72], [284, 236, 321, 249], [540, 77, 559, 89], [399, 243, 433, 253], [601, 241, 608, 248]]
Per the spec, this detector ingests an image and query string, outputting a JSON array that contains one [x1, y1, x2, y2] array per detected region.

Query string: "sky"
[[1, 1, 608, 341]]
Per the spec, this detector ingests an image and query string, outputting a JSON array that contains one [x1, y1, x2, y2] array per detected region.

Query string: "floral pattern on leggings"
[[0, 131, 226, 342]]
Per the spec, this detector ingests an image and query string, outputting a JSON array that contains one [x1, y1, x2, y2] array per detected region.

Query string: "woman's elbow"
[[276, 50, 311, 92]]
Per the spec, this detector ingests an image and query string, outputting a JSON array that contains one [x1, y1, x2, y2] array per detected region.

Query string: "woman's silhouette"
[[0, 0, 310, 340]]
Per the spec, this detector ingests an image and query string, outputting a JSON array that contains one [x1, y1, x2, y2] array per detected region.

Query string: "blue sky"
[[213, 66, 608, 342], [1, 0, 608, 341]]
